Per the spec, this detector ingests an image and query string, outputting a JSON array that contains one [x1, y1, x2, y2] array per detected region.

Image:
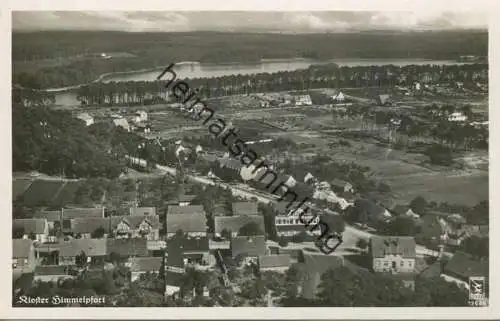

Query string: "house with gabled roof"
[[63, 215, 160, 240], [369, 236, 416, 274], [58, 239, 107, 266], [231, 235, 267, 266], [167, 205, 205, 216], [12, 239, 36, 273], [166, 205, 207, 239], [68, 217, 110, 239], [110, 215, 160, 240], [13, 219, 49, 243], [127, 257, 163, 282], [166, 214, 207, 239], [214, 215, 265, 238]]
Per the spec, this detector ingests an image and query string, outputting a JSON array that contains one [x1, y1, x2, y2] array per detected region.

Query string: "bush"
[[425, 145, 453, 166], [278, 237, 289, 247]]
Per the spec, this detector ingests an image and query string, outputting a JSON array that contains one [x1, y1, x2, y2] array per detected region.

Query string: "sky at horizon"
[[12, 11, 488, 33]]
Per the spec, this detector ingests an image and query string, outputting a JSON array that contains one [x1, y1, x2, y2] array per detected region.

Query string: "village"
[[12, 59, 489, 307]]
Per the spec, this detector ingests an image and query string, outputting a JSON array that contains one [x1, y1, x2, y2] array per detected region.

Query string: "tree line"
[[68, 63, 488, 107]]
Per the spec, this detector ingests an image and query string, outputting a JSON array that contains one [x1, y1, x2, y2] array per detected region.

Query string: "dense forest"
[[13, 105, 128, 178], [12, 30, 488, 88]]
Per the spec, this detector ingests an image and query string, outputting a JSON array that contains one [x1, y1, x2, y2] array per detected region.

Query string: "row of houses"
[[13, 210, 487, 300], [75, 110, 151, 133]]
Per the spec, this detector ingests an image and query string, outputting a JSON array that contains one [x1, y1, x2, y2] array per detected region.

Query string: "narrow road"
[[127, 156, 440, 257]]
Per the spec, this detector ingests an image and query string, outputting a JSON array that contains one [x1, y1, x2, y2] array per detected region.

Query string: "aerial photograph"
[[11, 11, 489, 307]]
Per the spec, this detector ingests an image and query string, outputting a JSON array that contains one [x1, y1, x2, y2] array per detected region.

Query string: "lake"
[[100, 58, 468, 83], [54, 58, 470, 106]]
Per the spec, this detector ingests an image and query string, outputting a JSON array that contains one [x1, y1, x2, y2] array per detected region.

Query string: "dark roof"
[[166, 242, 185, 269], [35, 265, 69, 276], [13, 239, 33, 258], [69, 215, 160, 234], [167, 205, 205, 216], [231, 235, 267, 258], [370, 236, 416, 258], [214, 215, 265, 234], [232, 202, 259, 216], [259, 254, 292, 268], [298, 253, 345, 300], [33, 210, 62, 222], [166, 270, 184, 287], [128, 257, 163, 272], [168, 235, 209, 253], [107, 238, 148, 257], [444, 252, 489, 280], [167, 213, 207, 234], [71, 218, 110, 234], [129, 207, 156, 216], [62, 207, 105, 219], [13, 219, 47, 234], [59, 239, 107, 257]]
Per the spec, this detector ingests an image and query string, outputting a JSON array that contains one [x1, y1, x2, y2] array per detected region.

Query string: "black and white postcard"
[[2, 0, 498, 319]]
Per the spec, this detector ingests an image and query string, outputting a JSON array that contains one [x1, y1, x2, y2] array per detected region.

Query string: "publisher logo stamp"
[[469, 276, 485, 300], [468, 276, 487, 306]]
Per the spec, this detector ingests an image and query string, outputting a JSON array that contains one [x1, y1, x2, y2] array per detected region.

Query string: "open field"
[[386, 170, 488, 206], [51, 181, 81, 205], [12, 178, 33, 200], [17, 180, 65, 206]]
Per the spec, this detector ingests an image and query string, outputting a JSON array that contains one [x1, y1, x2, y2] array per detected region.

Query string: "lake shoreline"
[[44, 57, 478, 94]]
